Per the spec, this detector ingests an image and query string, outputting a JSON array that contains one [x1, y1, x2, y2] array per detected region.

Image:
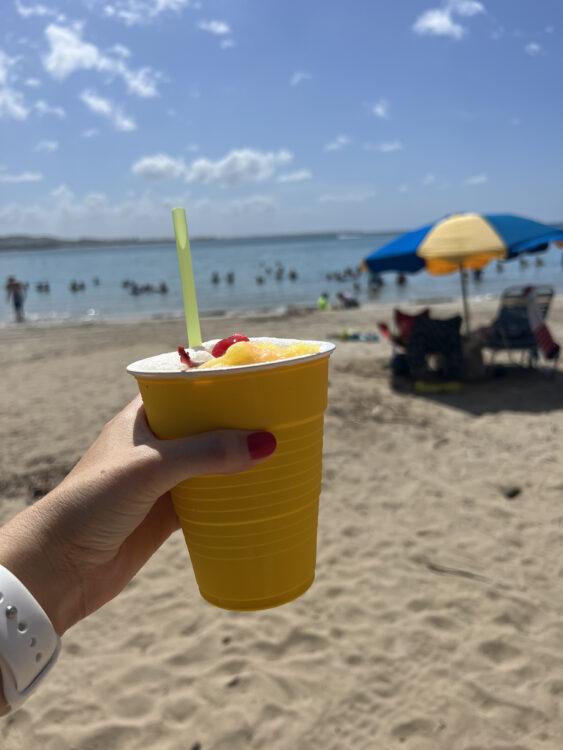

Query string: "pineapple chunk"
[[199, 341, 320, 369]]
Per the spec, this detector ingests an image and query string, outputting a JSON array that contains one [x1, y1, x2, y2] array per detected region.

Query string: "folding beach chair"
[[485, 285, 557, 367], [377, 308, 430, 352], [378, 309, 428, 378]]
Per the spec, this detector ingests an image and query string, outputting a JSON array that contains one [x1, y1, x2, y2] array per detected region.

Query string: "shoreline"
[[0, 290, 516, 330]]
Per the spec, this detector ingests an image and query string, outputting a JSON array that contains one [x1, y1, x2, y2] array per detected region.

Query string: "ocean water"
[[1, 233, 562, 325]]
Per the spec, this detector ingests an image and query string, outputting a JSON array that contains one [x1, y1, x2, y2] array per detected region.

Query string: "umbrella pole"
[[459, 264, 471, 335]]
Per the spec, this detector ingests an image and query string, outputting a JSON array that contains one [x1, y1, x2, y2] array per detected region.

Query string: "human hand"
[[0, 397, 277, 636]]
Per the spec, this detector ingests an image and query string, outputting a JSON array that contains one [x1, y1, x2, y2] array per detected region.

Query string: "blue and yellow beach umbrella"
[[364, 213, 563, 275], [363, 213, 563, 328]]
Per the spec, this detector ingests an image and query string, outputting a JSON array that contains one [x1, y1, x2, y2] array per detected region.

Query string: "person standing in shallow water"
[[5, 276, 26, 322]]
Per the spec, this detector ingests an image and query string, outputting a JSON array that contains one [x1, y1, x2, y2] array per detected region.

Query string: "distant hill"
[[0, 235, 174, 251], [2, 222, 561, 252], [0, 230, 397, 252]]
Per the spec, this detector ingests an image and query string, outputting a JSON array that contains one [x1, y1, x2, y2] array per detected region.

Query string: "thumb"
[[151, 429, 277, 490]]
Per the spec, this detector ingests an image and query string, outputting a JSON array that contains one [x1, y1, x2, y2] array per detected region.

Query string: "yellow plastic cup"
[[127, 338, 335, 611]]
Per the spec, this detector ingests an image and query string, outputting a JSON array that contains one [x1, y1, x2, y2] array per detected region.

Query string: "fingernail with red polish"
[[247, 431, 277, 460]]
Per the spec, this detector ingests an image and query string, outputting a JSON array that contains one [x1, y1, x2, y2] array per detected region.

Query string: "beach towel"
[[524, 287, 560, 361]]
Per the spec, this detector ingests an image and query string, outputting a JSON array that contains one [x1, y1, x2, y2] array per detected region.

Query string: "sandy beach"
[[1, 298, 563, 750]]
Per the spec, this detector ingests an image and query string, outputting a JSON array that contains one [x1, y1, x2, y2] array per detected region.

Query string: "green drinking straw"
[[172, 207, 202, 348]]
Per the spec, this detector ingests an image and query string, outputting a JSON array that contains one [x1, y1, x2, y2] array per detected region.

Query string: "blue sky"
[[0, 0, 561, 237]]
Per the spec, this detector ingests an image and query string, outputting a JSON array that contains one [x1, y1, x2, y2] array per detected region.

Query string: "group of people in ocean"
[[4, 251, 555, 324], [368, 271, 406, 291], [470, 257, 544, 282], [325, 265, 362, 283], [254, 263, 298, 286], [211, 271, 236, 285], [4, 273, 163, 322], [316, 266, 411, 311], [325, 264, 408, 296], [121, 279, 169, 296], [207, 263, 300, 287], [326, 265, 365, 297], [68, 277, 101, 292]]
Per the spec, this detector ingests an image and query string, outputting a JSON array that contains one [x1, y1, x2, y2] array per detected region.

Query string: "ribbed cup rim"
[[127, 337, 335, 379]]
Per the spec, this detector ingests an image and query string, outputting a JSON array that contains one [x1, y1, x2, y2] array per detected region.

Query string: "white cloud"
[[318, 190, 375, 204], [0, 186, 277, 237], [24, 77, 41, 87], [450, 0, 484, 17], [277, 169, 312, 183], [324, 134, 351, 152], [34, 99, 66, 117], [15, 0, 63, 20], [188, 148, 292, 185], [398, 184, 409, 193], [132, 148, 294, 186], [43, 23, 160, 98], [525, 42, 542, 56], [199, 19, 231, 35], [102, 0, 191, 26], [545, 25, 554, 34], [80, 89, 136, 131], [50, 184, 73, 201], [414, 9, 464, 39], [0, 49, 30, 120], [372, 98, 389, 118], [290, 71, 311, 87], [463, 173, 487, 185], [0, 170, 43, 183], [0, 51, 15, 88], [364, 140, 403, 153], [182, 194, 277, 218], [198, 20, 234, 48], [110, 43, 131, 59], [188, 149, 292, 185], [132, 153, 186, 179], [43, 25, 102, 78], [413, 0, 484, 40], [0, 88, 28, 119], [34, 139, 59, 152], [422, 172, 436, 186], [82, 127, 99, 138]]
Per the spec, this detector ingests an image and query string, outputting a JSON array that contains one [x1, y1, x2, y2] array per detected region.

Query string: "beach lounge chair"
[[484, 285, 558, 367]]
